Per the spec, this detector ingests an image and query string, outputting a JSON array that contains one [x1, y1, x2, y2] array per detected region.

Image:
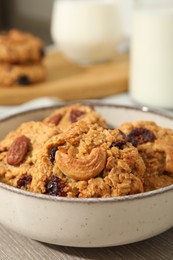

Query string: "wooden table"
[[0, 51, 128, 105], [0, 224, 172, 259]]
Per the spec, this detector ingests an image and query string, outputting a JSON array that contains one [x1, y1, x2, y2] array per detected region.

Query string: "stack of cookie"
[[0, 29, 46, 87]]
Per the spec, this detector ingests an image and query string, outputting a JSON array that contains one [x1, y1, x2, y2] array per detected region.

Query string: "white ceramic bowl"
[[0, 104, 173, 247]]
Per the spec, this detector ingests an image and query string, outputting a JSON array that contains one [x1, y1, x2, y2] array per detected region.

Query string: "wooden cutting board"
[[0, 51, 129, 105]]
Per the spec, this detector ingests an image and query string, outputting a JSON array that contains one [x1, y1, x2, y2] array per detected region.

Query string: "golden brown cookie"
[[43, 103, 107, 131], [0, 121, 60, 189], [119, 120, 173, 191], [0, 29, 45, 64], [0, 62, 46, 86], [30, 121, 145, 197]]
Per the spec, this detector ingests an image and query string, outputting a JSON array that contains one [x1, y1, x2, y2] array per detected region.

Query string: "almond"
[[47, 114, 62, 125], [7, 135, 29, 166], [70, 109, 85, 123]]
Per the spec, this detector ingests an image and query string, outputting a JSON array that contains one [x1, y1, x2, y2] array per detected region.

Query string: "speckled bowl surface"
[[0, 103, 173, 247]]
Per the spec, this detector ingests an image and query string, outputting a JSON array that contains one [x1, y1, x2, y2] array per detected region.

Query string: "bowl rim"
[[0, 181, 173, 203], [1, 102, 173, 122], [0, 102, 173, 204]]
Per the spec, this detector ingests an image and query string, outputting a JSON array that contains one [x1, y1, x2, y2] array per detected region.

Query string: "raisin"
[[126, 127, 156, 147], [17, 75, 31, 85], [50, 147, 58, 164], [110, 129, 127, 149], [70, 109, 85, 123], [40, 48, 45, 57], [45, 175, 67, 196], [111, 140, 127, 149], [17, 175, 32, 189]]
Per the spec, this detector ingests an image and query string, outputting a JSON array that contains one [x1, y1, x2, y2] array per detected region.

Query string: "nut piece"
[[56, 148, 106, 181], [7, 135, 29, 166], [70, 109, 85, 123], [47, 114, 62, 125]]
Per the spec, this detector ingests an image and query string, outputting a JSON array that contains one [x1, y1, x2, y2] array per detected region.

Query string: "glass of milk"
[[130, 0, 173, 109], [51, 0, 122, 65]]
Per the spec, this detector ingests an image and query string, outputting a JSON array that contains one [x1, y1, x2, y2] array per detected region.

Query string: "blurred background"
[[0, 0, 133, 46], [0, 0, 54, 44]]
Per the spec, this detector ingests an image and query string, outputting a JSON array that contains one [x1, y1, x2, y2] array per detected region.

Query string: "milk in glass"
[[51, 0, 122, 64], [130, 1, 173, 108]]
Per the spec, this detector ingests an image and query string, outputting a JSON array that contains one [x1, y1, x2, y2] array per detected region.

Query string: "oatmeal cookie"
[[119, 120, 173, 191], [0, 29, 45, 64], [0, 62, 46, 86], [30, 121, 145, 197], [0, 121, 60, 189], [43, 103, 107, 131]]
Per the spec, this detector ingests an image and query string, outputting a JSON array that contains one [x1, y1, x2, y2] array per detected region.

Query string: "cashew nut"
[[56, 148, 106, 180], [153, 140, 173, 173]]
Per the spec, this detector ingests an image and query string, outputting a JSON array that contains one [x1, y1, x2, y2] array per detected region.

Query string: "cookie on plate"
[[0, 29, 45, 64], [0, 62, 46, 86]]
